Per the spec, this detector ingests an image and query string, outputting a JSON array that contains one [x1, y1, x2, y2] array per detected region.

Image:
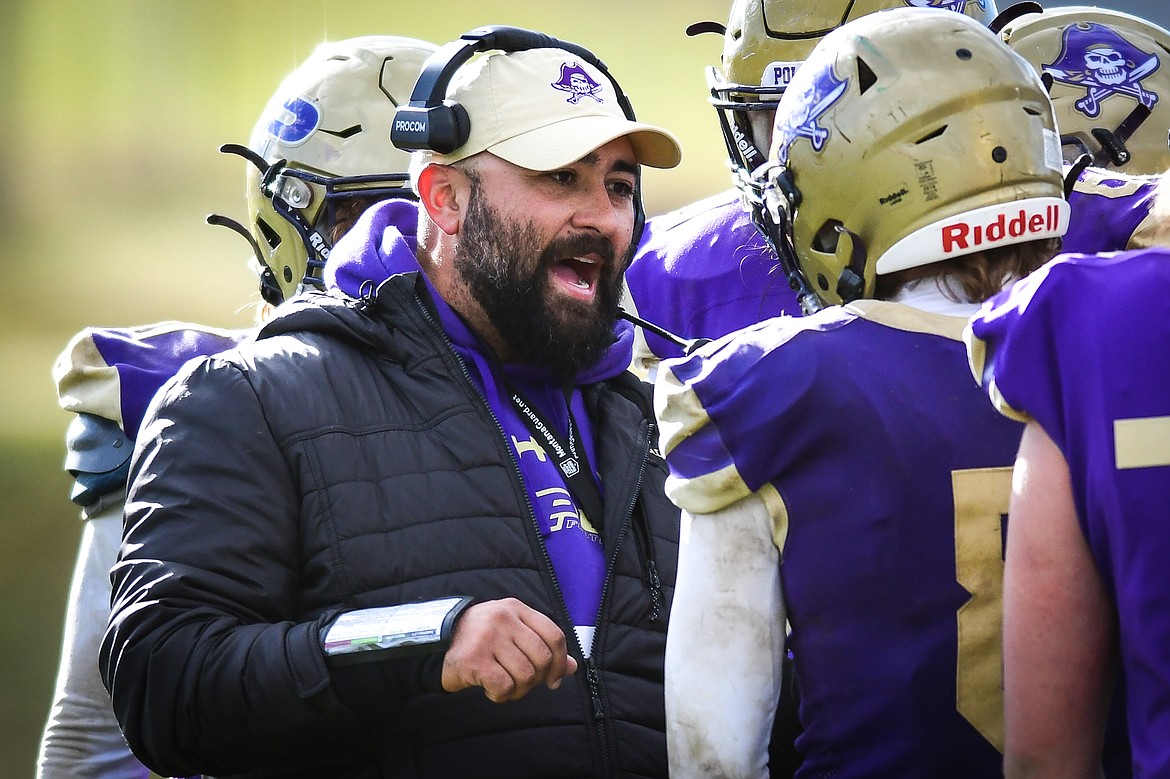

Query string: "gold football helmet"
[[690, 0, 999, 195], [760, 7, 1067, 310], [1000, 5, 1170, 174], [211, 36, 437, 304]]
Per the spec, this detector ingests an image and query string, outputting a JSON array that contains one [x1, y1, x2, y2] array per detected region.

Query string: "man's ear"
[[416, 164, 466, 236]]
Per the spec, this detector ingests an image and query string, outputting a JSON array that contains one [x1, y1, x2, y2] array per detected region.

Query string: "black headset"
[[390, 24, 647, 247]]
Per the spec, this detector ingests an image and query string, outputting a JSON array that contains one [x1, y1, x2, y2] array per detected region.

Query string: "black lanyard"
[[505, 382, 605, 532]]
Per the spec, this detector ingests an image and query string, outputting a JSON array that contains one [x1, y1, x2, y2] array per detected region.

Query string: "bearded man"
[[100, 38, 683, 779]]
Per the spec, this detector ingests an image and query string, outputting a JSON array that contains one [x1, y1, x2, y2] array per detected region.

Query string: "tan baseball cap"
[[411, 47, 682, 175]]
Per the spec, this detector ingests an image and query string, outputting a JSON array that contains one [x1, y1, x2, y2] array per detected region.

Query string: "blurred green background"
[[5, 0, 1166, 775], [1, 1, 731, 773]]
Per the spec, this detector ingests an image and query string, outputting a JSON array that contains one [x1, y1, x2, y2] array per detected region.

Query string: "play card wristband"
[[321, 595, 475, 666]]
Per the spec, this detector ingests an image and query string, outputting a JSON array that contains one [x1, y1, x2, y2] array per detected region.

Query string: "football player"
[[659, 9, 1065, 776], [966, 174, 1170, 778], [622, 0, 999, 379], [38, 36, 435, 779]]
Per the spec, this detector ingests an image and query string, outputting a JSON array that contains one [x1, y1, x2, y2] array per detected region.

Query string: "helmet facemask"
[[245, 157, 414, 304]]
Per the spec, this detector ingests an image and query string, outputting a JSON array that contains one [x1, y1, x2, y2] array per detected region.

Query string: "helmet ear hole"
[[256, 217, 282, 251], [812, 220, 843, 254]]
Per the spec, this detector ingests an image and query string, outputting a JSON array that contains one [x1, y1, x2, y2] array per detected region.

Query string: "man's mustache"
[[539, 233, 617, 268]]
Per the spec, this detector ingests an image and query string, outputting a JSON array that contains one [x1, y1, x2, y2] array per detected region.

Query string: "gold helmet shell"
[[1000, 5, 1170, 174], [245, 36, 437, 303], [702, 0, 999, 184], [763, 7, 1066, 308]]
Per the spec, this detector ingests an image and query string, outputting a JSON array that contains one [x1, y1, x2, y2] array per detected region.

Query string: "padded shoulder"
[[53, 321, 249, 435]]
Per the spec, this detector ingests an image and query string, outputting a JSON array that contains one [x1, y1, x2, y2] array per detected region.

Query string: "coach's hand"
[[441, 598, 577, 702]]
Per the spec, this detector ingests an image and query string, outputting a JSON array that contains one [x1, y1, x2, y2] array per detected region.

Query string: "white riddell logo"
[[940, 205, 1061, 253], [730, 124, 760, 163], [309, 232, 330, 257]]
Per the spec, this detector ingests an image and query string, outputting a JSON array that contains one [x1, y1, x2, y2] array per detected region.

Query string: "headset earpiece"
[[391, 100, 470, 154]]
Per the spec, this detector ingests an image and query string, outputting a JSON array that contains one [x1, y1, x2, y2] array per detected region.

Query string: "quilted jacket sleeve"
[[99, 355, 358, 777]]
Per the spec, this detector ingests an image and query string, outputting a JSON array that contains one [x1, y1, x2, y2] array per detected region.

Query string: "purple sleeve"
[[1063, 168, 1158, 254], [662, 308, 855, 495], [89, 326, 245, 438]]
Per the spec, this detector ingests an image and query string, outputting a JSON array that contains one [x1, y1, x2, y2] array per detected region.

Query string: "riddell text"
[[940, 205, 1060, 253]]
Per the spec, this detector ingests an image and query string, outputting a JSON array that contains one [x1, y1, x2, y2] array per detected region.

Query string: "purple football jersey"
[[1064, 167, 1159, 254], [661, 302, 1020, 777], [59, 323, 247, 439], [625, 189, 801, 362], [969, 248, 1170, 774]]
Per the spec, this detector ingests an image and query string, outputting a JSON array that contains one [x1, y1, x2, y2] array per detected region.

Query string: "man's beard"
[[456, 184, 628, 382]]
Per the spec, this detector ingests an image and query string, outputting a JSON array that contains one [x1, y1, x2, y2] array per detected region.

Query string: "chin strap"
[[834, 224, 869, 306], [752, 165, 826, 316], [205, 212, 264, 265], [204, 212, 284, 306], [205, 147, 272, 267], [205, 144, 289, 306], [1064, 153, 1094, 199]]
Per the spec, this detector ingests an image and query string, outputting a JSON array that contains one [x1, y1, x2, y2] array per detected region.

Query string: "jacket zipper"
[[409, 295, 577, 633], [409, 293, 618, 774], [611, 375, 664, 622], [584, 410, 655, 776], [631, 490, 663, 623]]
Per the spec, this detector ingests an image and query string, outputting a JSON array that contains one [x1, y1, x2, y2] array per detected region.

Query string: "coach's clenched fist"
[[441, 598, 578, 703]]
